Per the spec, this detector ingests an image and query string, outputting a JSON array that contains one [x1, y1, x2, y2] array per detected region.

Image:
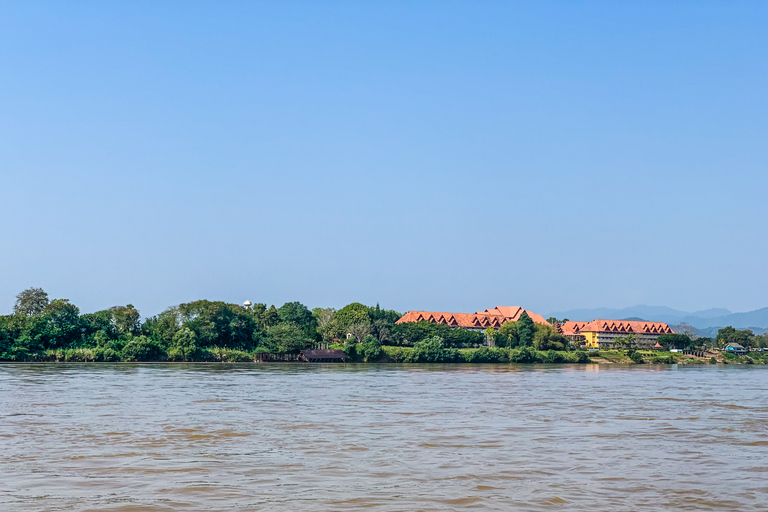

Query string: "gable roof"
[[396, 306, 550, 329], [561, 319, 674, 336]]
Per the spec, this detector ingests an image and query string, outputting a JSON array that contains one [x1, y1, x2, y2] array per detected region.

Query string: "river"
[[1, 363, 767, 511]]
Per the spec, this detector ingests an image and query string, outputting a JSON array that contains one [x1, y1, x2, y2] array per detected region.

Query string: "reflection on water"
[[1, 364, 767, 511]]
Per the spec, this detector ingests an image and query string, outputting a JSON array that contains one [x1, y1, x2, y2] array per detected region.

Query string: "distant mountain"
[[548, 305, 768, 331], [688, 308, 732, 319], [547, 305, 693, 325], [691, 325, 768, 337]]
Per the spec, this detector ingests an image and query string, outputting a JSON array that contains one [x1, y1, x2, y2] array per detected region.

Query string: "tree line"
[[0, 288, 523, 362], [2, 288, 764, 362]]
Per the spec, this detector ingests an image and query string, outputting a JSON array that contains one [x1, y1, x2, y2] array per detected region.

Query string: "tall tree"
[[277, 302, 317, 335], [14, 288, 49, 316], [716, 326, 754, 348], [331, 303, 371, 338], [484, 327, 497, 347], [518, 312, 535, 347], [347, 320, 373, 343], [169, 327, 197, 362], [111, 304, 141, 336], [312, 308, 336, 341], [497, 320, 519, 347], [267, 323, 311, 353]]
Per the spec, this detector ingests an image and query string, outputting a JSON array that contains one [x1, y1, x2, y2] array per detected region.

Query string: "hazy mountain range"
[[547, 305, 768, 336]]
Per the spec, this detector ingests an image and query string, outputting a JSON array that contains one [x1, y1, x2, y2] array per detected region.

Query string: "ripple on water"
[[1, 364, 767, 511]]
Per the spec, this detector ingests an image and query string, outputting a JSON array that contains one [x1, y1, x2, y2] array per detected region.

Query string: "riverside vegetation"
[[1, 288, 766, 364]]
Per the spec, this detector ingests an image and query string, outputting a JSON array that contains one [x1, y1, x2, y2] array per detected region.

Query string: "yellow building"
[[561, 319, 674, 349]]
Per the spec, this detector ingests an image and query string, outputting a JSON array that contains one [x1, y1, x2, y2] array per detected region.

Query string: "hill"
[[548, 305, 768, 332]]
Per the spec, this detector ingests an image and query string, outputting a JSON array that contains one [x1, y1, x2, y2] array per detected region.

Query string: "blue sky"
[[1, 1, 766, 317]]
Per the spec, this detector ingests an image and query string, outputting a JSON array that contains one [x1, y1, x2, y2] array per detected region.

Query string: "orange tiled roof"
[[560, 321, 589, 337], [396, 306, 550, 329], [561, 319, 674, 336]]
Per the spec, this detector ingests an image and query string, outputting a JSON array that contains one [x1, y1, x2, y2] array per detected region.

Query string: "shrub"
[[121, 336, 166, 361], [382, 346, 413, 362], [95, 347, 120, 362], [168, 327, 198, 362], [628, 351, 644, 364], [201, 347, 253, 362], [651, 354, 675, 365], [267, 323, 311, 353], [410, 336, 449, 363], [342, 340, 358, 360], [359, 335, 383, 362], [572, 351, 590, 363], [709, 357, 717, 364], [64, 348, 97, 362], [460, 347, 508, 363], [509, 346, 537, 363], [543, 350, 564, 364]]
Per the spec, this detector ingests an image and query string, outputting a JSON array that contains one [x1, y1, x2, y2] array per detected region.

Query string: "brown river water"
[[1, 363, 767, 511]]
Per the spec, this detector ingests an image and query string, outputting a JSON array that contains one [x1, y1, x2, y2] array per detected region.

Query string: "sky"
[[1, 1, 766, 317]]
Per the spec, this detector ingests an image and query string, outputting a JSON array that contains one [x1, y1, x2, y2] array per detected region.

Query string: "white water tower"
[[243, 300, 252, 310]]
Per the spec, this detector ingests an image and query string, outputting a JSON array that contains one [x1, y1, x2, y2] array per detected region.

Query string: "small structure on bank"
[[299, 349, 346, 363], [255, 349, 347, 363], [723, 342, 746, 355]]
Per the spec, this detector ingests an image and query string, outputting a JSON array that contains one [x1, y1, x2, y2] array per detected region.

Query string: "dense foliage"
[[3, 287, 765, 363], [0, 289, 406, 362]]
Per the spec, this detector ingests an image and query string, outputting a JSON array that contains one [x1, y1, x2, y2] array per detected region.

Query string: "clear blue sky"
[[1, 1, 766, 317]]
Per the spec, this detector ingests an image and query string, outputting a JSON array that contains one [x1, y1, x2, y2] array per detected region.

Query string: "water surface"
[[1, 363, 767, 511]]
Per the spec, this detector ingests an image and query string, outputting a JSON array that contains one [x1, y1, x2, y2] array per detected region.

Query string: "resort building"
[[560, 320, 674, 349], [396, 306, 549, 331]]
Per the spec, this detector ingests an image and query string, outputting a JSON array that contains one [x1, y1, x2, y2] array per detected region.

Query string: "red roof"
[[654, 342, 662, 348], [561, 319, 674, 336], [396, 306, 550, 329]]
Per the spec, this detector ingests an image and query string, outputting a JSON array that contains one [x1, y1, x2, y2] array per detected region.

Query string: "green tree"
[[0, 315, 20, 359], [753, 333, 768, 349], [168, 327, 197, 361], [533, 323, 568, 351], [656, 333, 691, 350], [483, 326, 497, 347], [411, 336, 451, 363], [497, 321, 519, 347], [264, 305, 280, 328], [14, 288, 49, 316], [359, 334, 383, 361], [179, 300, 261, 350], [121, 335, 166, 361], [716, 326, 754, 348], [267, 323, 311, 353], [367, 304, 401, 324], [517, 312, 535, 347], [330, 303, 372, 339], [143, 307, 182, 344], [312, 308, 336, 341], [347, 320, 373, 343], [372, 319, 392, 344], [391, 321, 483, 347], [277, 302, 317, 336], [36, 299, 83, 349], [111, 304, 141, 336]]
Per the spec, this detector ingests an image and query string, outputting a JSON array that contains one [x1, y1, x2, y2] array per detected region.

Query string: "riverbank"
[[3, 346, 767, 364]]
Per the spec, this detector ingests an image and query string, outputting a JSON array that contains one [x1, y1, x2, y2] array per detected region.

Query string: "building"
[[396, 306, 549, 331], [723, 342, 746, 355], [561, 319, 674, 349]]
